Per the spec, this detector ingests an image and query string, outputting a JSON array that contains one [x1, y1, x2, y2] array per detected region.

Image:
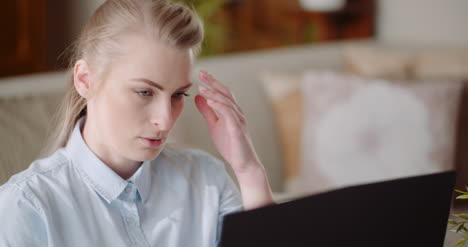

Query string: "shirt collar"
[[65, 117, 153, 204], [127, 159, 152, 203]]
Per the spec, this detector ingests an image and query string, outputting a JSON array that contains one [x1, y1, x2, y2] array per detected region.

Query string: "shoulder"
[[0, 182, 48, 245], [2, 148, 72, 200], [0, 182, 39, 211]]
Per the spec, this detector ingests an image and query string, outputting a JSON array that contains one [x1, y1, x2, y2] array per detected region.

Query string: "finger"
[[206, 99, 243, 129], [199, 71, 245, 115], [199, 71, 240, 107], [199, 85, 245, 123], [194, 95, 218, 129]]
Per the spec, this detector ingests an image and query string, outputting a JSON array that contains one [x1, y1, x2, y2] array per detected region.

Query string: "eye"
[[136, 90, 153, 97], [173, 92, 190, 99]]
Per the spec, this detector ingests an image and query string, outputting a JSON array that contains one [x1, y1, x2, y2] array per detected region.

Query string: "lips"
[[139, 137, 165, 147], [146, 137, 162, 141]]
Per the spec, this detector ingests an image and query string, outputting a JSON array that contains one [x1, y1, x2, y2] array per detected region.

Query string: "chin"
[[133, 146, 164, 161]]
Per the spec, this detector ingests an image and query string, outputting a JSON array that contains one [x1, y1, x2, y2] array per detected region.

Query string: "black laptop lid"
[[220, 171, 456, 247]]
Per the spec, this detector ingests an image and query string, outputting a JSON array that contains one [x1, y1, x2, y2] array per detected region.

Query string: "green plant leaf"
[[455, 189, 468, 195], [449, 224, 459, 230], [454, 238, 466, 247], [457, 195, 468, 199], [458, 224, 465, 233], [450, 219, 459, 225], [454, 214, 468, 220], [169, 0, 227, 56]]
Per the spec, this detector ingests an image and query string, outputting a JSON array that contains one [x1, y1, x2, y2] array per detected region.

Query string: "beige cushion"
[[259, 71, 303, 183], [292, 71, 463, 197], [344, 46, 414, 80], [0, 92, 63, 184], [344, 45, 468, 81], [274, 90, 303, 179], [411, 48, 468, 80]]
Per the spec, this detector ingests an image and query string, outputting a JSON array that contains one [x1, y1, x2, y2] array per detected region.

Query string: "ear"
[[73, 59, 92, 98]]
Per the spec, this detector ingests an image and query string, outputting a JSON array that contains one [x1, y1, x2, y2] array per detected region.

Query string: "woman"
[[0, 0, 274, 246]]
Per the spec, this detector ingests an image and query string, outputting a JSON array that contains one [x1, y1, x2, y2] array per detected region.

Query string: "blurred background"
[[3, 0, 467, 77], [1, 1, 468, 244]]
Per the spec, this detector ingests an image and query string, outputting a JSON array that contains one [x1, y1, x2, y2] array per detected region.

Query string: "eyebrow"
[[131, 78, 192, 91]]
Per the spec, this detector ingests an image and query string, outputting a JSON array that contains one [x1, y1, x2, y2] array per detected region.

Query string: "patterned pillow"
[[290, 71, 463, 197]]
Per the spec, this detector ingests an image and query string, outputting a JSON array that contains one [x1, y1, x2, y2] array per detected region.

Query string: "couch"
[[2, 39, 468, 245], [2, 39, 467, 187]]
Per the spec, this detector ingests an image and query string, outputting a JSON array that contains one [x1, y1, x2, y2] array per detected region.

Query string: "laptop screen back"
[[220, 171, 456, 247]]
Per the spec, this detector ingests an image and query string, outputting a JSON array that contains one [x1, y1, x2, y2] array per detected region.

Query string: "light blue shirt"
[[0, 117, 243, 246]]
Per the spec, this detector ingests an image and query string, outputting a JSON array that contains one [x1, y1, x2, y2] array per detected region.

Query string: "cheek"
[[173, 99, 185, 119], [100, 91, 131, 117], [96, 89, 143, 136]]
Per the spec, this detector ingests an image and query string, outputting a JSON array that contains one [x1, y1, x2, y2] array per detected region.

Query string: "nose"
[[151, 97, 174, 131]]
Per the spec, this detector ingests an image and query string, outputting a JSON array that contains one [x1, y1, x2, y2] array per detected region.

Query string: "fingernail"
[[202, 70, 212, 78]]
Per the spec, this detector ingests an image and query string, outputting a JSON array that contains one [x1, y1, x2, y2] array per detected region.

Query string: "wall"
[[68, 0, 106, 42], [377, 0, 468, 46], [45, 0, 105, 69], [67, 0, 468, 47]]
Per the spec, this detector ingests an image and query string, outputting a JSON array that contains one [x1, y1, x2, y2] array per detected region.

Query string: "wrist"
[[232, 158, 263, 176], [234, 161, 275, 209]]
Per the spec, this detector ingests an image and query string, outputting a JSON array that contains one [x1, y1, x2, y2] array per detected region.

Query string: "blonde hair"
[[41, 0, 204, 157]]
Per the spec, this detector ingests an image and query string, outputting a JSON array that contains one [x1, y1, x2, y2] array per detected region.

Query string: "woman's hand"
[[194, 70, 260, 174], [194, 70, 274, 209]]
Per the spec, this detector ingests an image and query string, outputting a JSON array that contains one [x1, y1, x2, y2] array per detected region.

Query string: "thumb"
[[194, 94, 218, 128]]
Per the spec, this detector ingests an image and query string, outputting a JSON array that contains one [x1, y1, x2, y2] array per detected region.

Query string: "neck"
[[81, 118, 142, 180]]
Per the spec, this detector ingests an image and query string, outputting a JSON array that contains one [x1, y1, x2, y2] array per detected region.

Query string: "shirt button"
[[127, 217, 135, 224], [125, 187, 132, 193]]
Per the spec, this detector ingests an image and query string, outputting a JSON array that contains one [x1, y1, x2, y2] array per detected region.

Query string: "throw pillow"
[[292, 71, 463, 197]]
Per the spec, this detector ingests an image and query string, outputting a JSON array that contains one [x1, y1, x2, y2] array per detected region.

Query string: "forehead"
[[108, 32, 192, 88]]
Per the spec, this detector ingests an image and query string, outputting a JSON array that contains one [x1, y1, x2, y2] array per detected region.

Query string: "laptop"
[[219, 171, 456, 247]]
